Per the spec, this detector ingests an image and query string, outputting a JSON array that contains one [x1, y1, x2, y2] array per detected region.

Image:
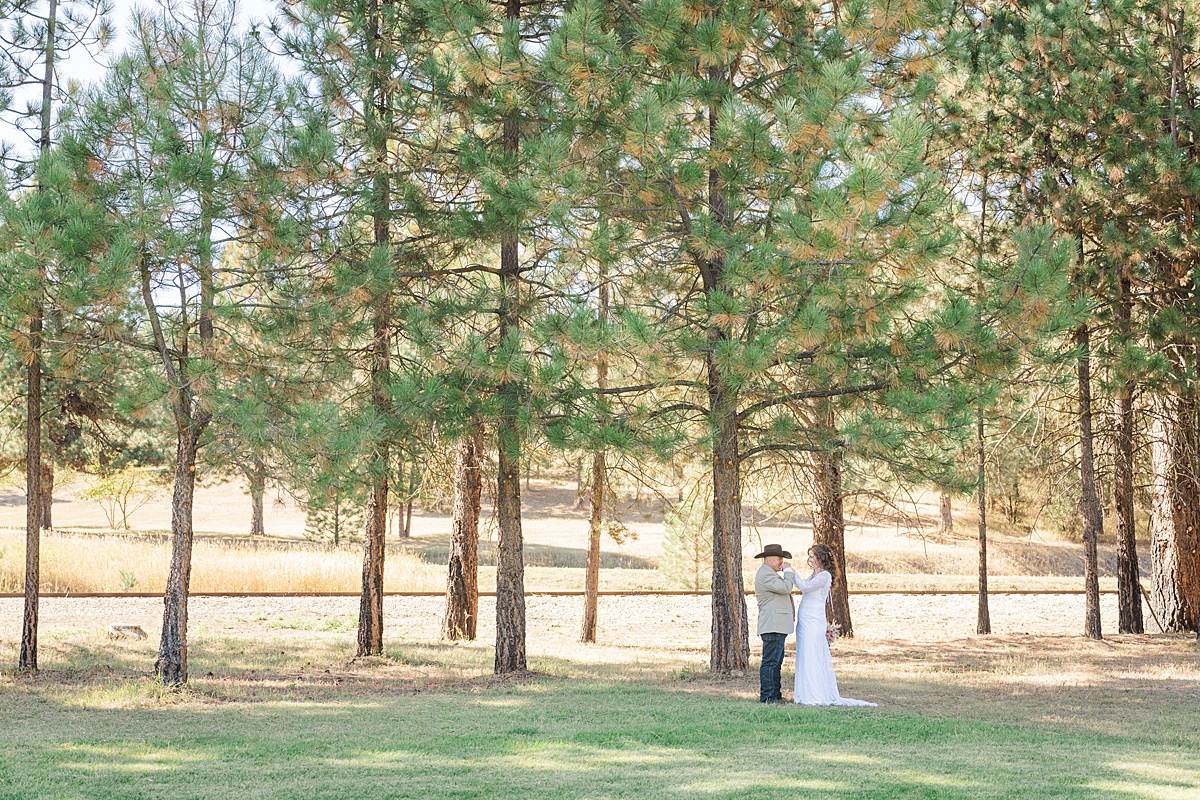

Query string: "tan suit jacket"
[[754, 563, 796, 635]]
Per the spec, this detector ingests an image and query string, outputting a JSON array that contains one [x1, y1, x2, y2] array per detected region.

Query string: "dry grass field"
[[0, 527, 1133, 595], [0, 529, 444, 594], [0, 471, 1150, 596]]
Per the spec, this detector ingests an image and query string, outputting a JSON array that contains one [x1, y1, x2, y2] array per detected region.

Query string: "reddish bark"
[[444, 430, 482, 641], [1113, 277, 1143, 634], [1076, 325, 1103, 639], [1149, 392, 1200, 633], [977, 410, 991, 635], [581, 449, 605, 644], [810, 445, 853, 638]]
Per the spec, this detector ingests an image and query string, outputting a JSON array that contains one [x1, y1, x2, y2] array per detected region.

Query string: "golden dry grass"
[[1, 474, 1139, 581], [0, 529, 444, 593], [0, 527, 1124, 595]]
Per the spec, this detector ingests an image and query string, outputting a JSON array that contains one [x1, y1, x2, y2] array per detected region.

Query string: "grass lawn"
[[2, 624, 1198, 800]]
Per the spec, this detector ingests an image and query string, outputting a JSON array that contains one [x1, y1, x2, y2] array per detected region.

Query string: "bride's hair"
[[809, 544, 837, 578]]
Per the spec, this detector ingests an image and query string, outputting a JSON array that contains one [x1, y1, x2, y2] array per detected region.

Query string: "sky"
[[3, 0, 280, 162], [58, 0, 280, 86]]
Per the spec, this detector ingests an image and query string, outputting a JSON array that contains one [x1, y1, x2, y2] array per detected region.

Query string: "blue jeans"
[[759, 633, 787, 702]]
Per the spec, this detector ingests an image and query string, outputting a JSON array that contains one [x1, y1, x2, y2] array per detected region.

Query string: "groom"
[[754, 543, 795, 703]]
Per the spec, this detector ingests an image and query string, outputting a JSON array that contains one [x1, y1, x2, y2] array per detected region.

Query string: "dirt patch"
[[2, 595, 1195, 714]]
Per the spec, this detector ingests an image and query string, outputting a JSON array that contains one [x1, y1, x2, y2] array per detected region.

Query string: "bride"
[[790, 544, 876, 707]]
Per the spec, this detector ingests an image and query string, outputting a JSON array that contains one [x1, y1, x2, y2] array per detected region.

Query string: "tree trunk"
[[495, 428, 526, 672], [1114, 378, 1143, 633], [154, 206, 216, 685], [392, 457, 405, 537], [156, 425, 203, 685], [493, 24, 526, 672], [573, 457, 586, 510], [20, 301, 43, 674], [581, 261, 609, 644], [972, 157, 992, 636], [40, 460, 53, 531], [403, 459, 416, 538], [977, 409, 991, 634], [810, 443, 853, 638], [581, 449, 605, 644], [1149, 391, 1200, 632], [702, 58, 748, 674], [444, 429, 482, 640], [355, 289, 391, 658], [249, 457, 265, 536], [141, 251, 211, 687], [356, 0, 393, 658], [356, 363, 390, 656], [937, 492, 952, 533], [1113, 275, 1143, 633], [19, 0, 58, 676], [1076, 325, 1103, 639], [140, 163, 215, 686], [709, 387, 748, 672]]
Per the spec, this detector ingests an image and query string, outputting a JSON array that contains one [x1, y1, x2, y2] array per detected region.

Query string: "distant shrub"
[[119, 569, 138, 591], [82, 467, 162, 530], [658, 483, 713, 591]]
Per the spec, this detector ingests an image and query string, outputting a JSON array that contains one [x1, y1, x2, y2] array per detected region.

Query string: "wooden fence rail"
[[0, 589, 1122, 599]]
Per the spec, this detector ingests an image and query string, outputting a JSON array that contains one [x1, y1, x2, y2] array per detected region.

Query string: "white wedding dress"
[[791, 570, 876, 707]]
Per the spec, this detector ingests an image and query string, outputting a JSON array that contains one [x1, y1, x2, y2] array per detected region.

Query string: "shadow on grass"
[[4, 629, 1200, 798], [2, 674, 1198, 800], [3, 634, 713, 705], [8, 631, 1198, 704]]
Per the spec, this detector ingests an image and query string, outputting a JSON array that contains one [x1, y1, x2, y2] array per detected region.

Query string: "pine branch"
[[737, 382, 888, 423]]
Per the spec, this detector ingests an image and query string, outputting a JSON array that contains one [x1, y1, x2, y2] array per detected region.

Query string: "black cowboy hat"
[[754, 544, 791, 559]]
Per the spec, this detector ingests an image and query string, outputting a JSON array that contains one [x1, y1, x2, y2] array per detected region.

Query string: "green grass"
[[2, 630, 1198, 800], [2, 677, 1197, 799], [267, 615, 358, 632]]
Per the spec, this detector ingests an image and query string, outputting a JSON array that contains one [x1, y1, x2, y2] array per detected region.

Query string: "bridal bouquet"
[[825, 623, 842, 644]]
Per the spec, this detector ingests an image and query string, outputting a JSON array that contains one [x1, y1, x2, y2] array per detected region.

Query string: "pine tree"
[[73, 0, 291, 683], [276, 0, 458, 656], [425, 0, 569, 674], [566, 0, 958, 668], [954, 0, 1200, 635], [539, 0, 642, 643], [939, 0, 1093, 637], [1127, 2, 1200, 634], [0, 0, 110, 673], [0, 145, 118, 670]]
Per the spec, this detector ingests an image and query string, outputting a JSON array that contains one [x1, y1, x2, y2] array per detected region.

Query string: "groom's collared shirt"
[[754, 563, 796, 636]]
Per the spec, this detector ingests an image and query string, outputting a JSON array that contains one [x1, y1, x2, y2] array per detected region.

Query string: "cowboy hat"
[[754, 543, 791, 559]]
